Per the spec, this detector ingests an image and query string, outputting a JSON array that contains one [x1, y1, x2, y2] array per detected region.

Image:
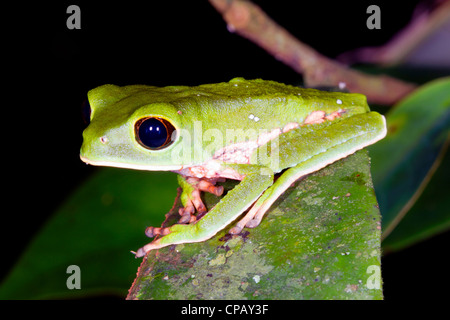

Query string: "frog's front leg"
[[177, 175, 225, 223], [135, 164, 273, 258]]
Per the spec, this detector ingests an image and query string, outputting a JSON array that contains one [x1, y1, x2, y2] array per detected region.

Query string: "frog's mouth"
[[79, 155, 184, 171]]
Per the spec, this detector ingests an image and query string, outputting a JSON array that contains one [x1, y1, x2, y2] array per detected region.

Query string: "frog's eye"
[[135, 117, 176, 150]]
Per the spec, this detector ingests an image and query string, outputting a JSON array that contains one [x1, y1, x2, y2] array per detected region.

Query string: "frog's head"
[[80, 84, 194, 171]]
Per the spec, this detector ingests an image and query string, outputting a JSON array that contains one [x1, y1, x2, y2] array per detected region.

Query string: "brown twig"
[[209, 0, 418, 105]]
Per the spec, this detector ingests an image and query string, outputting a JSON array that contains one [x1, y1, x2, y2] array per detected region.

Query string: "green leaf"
[[368, 77, 450, 246], [128, 150, 383, 300], [0, 169, 178, 299], [1, 153, 383, 299], [381, 143, 450, 252]]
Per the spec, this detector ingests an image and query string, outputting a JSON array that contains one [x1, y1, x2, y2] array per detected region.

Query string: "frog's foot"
[[135, 234, 171, 258], [135, 224, 198, 258], [229, 202, 263, 234], [178, 177, 224, 224], [228, 193, 273, 234], [177, 193, 198, 224]]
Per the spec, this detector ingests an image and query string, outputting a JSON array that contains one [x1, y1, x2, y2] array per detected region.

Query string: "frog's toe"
[[178, 203, 200, 224], [245, 206, 268, 228], [193, 177, 225, 196], [178, 211, 197, 224], [145, 226, 171, 238], [198, 180, 224, 196], [228, 202, 261, 234], [229, 225, 243, 234], [179, 202, 195, 215], [230, 216, 261, 233], [134, 240, 163, 258], [135, 248, 146, 258], [189, 189, 207, 213], [245, 220, 259, 228]]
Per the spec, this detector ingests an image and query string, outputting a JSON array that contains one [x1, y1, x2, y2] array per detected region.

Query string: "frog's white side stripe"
[[80, 155, 183, 171]]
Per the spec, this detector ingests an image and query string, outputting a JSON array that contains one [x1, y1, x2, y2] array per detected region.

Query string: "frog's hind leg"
[[230, 112, 387, 234], [229, 166, 307, 234], [229, 151, 348, 235]]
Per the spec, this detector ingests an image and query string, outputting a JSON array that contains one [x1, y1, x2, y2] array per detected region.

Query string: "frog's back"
[[122, 78, 369, 131], [196, 77, 299, 97], [174, 78, 369, 130]]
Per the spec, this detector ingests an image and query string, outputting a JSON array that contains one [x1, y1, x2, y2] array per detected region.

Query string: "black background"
[[3, 0, 449, 301]]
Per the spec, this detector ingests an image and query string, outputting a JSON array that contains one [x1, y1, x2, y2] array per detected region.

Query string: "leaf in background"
[[382, 143, 450, 252], [128, 150, 383, 300], [0, 168, 178, 299], [368, 77, 450, 245]]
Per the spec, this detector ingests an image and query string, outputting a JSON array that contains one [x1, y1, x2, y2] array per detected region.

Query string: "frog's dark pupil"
[[136, 117, 175, 149]]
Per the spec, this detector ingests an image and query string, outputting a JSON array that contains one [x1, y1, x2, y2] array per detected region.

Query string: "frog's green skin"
[[80, 78, 386, 257]]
